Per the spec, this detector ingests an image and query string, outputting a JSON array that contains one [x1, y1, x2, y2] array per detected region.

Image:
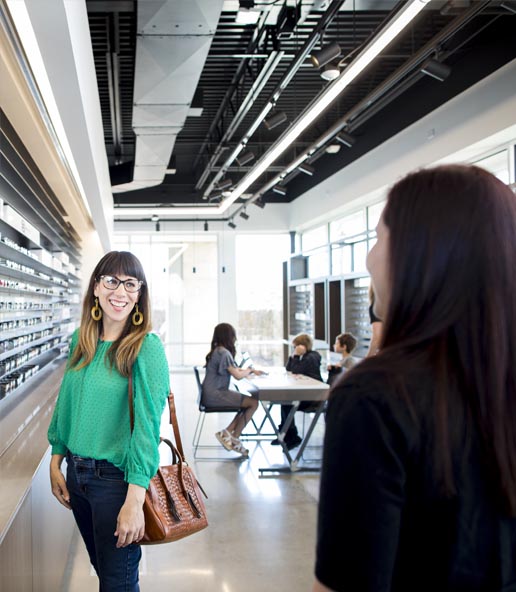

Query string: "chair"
[[191, 366, 274, 459], [192, 365, 243, 459]]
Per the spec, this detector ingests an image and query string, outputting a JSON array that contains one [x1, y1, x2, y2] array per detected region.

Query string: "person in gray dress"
[[202, 323, 264, 457]]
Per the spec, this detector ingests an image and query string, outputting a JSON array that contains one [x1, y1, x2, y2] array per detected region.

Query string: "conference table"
[[246, 368, 330, 474]]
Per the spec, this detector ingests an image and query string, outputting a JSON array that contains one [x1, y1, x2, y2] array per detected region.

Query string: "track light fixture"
[[236, 151, 255, 166], [420, 58, 451, 82], [216, 178, 233, 191], [209, 192, 222, 202], [272, 185, 287, 196], [264, 110, 288, 131], [204, 221, 209, 231], [228, 220, 237, 229], [254, 199, 266, 209], [150, 214, 160, 231], [310, 42, 341, 69], [298, 163, 315, 176], [336, 131, 355, 147], [240, 210, 250, 220]]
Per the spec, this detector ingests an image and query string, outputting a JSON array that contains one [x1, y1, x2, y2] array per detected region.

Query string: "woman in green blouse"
[[48, 251, 170, 592]]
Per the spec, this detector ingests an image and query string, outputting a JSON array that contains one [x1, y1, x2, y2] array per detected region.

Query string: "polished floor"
[[61, 370, 324, 591]]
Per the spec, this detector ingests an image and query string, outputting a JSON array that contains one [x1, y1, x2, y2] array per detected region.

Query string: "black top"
[[286, 350, 322, 382], [315, 364, 516, 592]]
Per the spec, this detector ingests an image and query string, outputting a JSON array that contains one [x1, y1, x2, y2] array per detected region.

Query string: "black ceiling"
[[85, 1, 516, 210]]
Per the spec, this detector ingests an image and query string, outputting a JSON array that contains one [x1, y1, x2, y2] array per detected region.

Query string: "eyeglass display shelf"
[[0, 344, 60, 384], [0, 284, 68, 300], [0, 305, 66, 318], [0, 332, 65, 364], [0, 262, 68, 289], [0, 235, 69, 282], [0, 320, 55, 341], [0, 349, 67, 427]]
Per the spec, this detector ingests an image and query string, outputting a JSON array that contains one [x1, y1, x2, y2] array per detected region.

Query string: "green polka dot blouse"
[[48, 329, 170, 488]]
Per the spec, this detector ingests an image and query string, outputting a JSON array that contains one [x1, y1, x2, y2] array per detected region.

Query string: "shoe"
[[230, 436, 249, 457], [285, 435, 302, 451], [270, 435, 302, 449], [215, 429, 233, 451]]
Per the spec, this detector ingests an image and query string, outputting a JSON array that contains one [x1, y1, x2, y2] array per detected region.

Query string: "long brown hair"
[[206, 323, 237, 364], [70, 251, 151, 376], [358, 165, 516, 515]]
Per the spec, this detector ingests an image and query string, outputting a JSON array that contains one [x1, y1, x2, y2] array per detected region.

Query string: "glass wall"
[[235, 234, 290, 366], [300, 200, 386, 279]]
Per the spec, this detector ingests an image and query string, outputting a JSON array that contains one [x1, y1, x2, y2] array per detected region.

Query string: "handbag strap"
[[128, 372, 186, 461]]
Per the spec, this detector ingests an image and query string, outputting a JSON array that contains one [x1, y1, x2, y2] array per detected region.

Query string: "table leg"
[[258, 401, 325, 475]]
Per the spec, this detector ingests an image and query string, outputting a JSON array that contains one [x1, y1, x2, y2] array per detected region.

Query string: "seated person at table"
[[202, 322, 264, 457], [272, 333, 323, 450], [327, 332, 358, 386]]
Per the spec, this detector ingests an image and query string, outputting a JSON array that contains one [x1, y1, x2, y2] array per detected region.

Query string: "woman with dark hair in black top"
[[314, 165, 516, 592]]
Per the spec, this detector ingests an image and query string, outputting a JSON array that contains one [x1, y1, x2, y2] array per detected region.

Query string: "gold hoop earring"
[[91, 297, 102, 321], [132, 304, 143, 326]]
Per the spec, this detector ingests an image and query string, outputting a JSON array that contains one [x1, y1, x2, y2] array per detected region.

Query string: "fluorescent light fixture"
[[311, 42, 341, 69], [228, 220, 237, 229], [240, 211, 250, 220], [264, 111, 288, 130], [336, 131, 355, 147], [236, 151, 255, 166], [272, 185, 287, 196], [298, 163, 315, 176], [114, 1, 427, 218], [420, 58, 451, 82]]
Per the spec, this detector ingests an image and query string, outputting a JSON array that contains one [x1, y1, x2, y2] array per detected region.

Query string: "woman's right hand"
[[50, 454, 71, 509]]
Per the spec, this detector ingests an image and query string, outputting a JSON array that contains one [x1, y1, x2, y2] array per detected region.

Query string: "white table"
[[246, 368, 330, 474]]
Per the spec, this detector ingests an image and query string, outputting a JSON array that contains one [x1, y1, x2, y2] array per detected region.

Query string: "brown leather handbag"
[[129, 375, 208, 544]]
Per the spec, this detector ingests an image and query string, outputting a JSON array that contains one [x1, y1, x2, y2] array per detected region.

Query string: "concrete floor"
[[61, 370, 324, 592]]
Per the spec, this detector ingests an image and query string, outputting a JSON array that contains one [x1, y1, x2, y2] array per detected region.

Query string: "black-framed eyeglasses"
[[98, 275, 144, 293]]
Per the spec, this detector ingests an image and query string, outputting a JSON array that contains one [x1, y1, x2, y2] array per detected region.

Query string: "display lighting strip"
[[115, 0, 429, 219]]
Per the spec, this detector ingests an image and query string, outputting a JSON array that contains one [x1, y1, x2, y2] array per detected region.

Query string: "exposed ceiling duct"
[[112, 0, 224, 193]]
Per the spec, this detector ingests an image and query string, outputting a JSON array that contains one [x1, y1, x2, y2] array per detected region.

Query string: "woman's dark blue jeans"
[[66, 452, 142, 592]]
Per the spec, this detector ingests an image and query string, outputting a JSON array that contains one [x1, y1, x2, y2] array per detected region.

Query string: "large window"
[[113, 233, 218, 367], [235, 234, 290, 366]]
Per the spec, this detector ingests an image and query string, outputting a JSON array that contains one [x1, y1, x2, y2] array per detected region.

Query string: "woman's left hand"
[[115, 484, 146, 547]]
